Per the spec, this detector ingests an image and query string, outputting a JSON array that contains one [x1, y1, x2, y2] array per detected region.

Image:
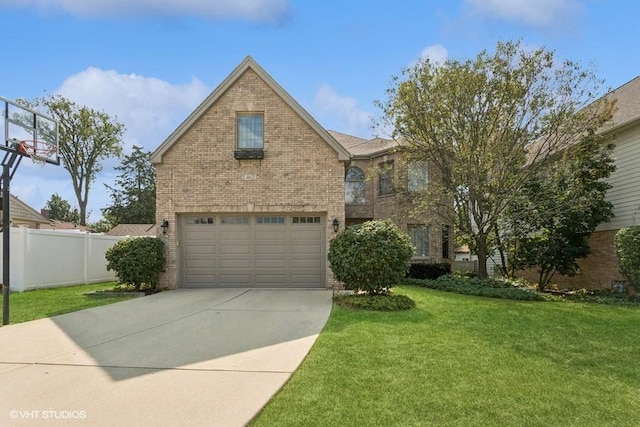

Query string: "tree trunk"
[[493, 223, 508, 277], [476, 232, 489, 279], [79, 201, 87, 226]]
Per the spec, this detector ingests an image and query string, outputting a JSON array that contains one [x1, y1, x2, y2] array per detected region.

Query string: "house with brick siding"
[[150, 56, 451, 290], [518, 76, 640, 290]]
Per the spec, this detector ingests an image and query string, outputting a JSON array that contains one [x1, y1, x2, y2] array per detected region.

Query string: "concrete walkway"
[[0, 288, 333, 426]]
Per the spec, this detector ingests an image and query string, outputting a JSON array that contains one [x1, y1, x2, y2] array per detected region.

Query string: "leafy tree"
[[378, 40, 613, 278], [102, 145, 156, 225], [34, 95, 124, 226], [504, 131, 615, 291], [43, 193, 81, 223], [328, 220, 414, 295], [87, 218, 113, 233], [614, 226, 640, 291]]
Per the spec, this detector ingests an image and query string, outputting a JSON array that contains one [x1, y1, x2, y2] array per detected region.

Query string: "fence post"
[[83, 232, 89, 284]]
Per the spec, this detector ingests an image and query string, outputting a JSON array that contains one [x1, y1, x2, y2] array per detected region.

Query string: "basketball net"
[[17, 140, 55, 166]]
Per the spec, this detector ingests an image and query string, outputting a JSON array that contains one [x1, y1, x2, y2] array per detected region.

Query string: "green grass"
[[252, 286, 640, 427], [0, 282, 136, 324]]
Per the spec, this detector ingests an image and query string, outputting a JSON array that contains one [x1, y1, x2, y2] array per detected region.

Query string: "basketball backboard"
[[1, 96, 59, 165]]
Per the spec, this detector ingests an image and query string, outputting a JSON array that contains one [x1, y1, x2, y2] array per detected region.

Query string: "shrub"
[[328, 220, 414, 295], [614, 226, 640, 291], [333, 294, 416, 311], [105, 237, 166, 291], [407, 262, 451, 280], [403, 275, 554, 301]]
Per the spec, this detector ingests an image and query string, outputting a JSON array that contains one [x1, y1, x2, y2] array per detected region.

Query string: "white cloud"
[[465, 0, 583, 28], [313, 84, 372, 138], [418, 44, 449, 66], [56, 67, 209, 152], [4, 0, 292, 23], [11, 67, 210, 222]]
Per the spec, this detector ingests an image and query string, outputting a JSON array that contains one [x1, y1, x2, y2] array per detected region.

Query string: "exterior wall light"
[[161, 219, 169, 235], [332, 218, 340, 233]]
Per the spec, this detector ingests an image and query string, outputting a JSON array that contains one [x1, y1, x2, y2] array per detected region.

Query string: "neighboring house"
[[1, 194, 50, 228], [519, 76, 640, 290], [106, 224, 157, 236], [151, 56, 451, 290], [454, 245, 475, 262]]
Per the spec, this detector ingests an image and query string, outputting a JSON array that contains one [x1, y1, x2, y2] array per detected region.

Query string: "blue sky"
[[1, 0, 639, 222]]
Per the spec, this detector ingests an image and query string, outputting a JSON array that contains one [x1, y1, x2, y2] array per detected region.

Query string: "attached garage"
[[180, 214, 326, 288]]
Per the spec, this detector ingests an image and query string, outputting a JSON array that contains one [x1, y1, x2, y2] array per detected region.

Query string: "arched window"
[[345, 167, 365, 205]]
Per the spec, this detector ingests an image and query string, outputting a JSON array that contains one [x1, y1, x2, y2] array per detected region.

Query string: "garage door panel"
[[291, 229, 322, 239], [290, 258, 322, 268], [255, 244, 285, 255], [291, 245, 322, 255], [255, 229, 287, 240], [255, 274, 287, 283], [219, 274, 252, 284], [219, 258, 250, 268], [292, 274, 323, 286], [220, 245, 251, 255], [185, 259, 215, 268], [220, 230, 250, 240], [184, 274, 217, 284], [182, 214, 324, 288], [184, 230, 215, 240], [184, 245, 216, 255], [255, 258, 286, 268]]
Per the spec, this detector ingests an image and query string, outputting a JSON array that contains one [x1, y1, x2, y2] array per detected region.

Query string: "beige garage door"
[[181, 214, 325, 288]]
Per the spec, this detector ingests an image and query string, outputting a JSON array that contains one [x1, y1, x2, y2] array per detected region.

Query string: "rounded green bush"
[[328, 220, 414, 295], [614, 226, 640, 291], [105, 237, 165, 291]]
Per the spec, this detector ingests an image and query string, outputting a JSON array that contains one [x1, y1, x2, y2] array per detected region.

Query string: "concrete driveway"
[[0, 288, 333, 426]]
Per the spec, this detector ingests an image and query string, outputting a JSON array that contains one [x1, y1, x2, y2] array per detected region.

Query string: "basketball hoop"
[[15, 140, 57, 166]]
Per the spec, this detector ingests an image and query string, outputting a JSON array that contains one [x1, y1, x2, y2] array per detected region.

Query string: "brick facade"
[[345, 154, 453, 264], [517, 229, 625, 290], [154, 65, 346, 289]]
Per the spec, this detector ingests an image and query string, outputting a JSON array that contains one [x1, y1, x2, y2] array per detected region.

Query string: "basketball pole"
[[2, 162, 10, 325]]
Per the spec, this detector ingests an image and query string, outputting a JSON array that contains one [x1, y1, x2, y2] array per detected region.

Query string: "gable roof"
[[3, 194, 49, 225], [329, 130, 399, 158], [602, 75, 640, 134], [151, 56, 350, 163], [106, 223, 156, 236]]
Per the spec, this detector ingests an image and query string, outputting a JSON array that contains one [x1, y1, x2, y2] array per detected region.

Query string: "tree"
[[378, 40, 613, 278], [503, 131, 615, 291], [328, 220, 414, 295], [102, 145, 156, 225], [43, 193, 81, 224], [36, 95, 124, 226]]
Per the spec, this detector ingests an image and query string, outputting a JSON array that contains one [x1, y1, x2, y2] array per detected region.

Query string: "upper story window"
[[345, 167, 366, 205], [378, 160, 395, 196], [237, 114, 264, 149], [408, 161, 429, 192]]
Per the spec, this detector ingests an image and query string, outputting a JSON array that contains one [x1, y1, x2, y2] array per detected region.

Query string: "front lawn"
[[252, 286, 640, 426], [0, 282, 136, 324]]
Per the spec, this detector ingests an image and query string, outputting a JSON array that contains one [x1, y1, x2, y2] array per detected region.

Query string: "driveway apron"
[[0, 288, 333, 426]]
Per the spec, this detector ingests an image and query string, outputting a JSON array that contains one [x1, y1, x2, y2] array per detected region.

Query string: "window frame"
[[408, 224, 429, 257], [377, 160, 395, 196], [407, 161, 429, 192], [236, 113, 264, 150], [345, 166, 366, 205]]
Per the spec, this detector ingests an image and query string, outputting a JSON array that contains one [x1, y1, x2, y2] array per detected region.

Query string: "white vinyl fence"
[[0, 227, 126, 292]]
